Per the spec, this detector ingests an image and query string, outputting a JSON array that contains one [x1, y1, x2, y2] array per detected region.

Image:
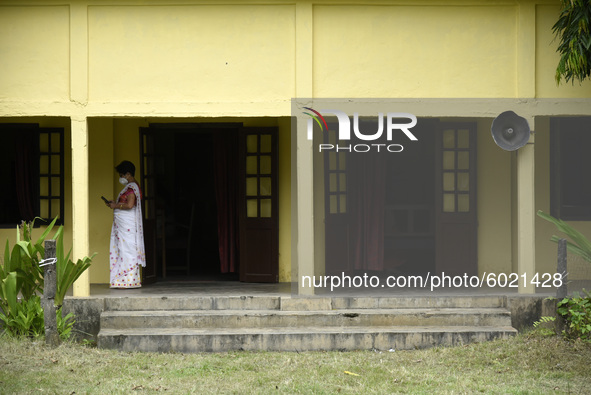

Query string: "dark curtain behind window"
[[15, 130, 36, 222], [213, 130, 239, 273], [347, 133, 386, 271]]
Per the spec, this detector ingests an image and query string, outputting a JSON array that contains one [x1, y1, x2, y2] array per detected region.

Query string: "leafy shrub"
[[0, 295, 44, 338], [0, 218, 93, 341], [57, 307, 76, 341], [557, 290, 591, 341], [535, 211, 591, 341], [533, 315, 557, 337]]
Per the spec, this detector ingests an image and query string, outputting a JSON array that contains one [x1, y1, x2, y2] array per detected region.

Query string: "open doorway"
[[323, 118, 437, 278], [141, 125, 240, 281], [383, 121, 436, 275], [166, 132, 224, 278]]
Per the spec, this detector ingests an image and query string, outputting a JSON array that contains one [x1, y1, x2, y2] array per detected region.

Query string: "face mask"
[[119, 177, 129, 185]]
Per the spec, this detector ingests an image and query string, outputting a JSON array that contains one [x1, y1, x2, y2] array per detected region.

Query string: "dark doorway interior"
[[146, 128, 239, 281], [323, 119, 437, 278], [169, 132, 220, 277], [383, 122, 436, 275]]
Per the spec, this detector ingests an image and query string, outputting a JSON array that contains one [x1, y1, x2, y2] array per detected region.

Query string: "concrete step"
[[97, 296, 517, 352], [100, 308, 512, 330], [97, 325, 518, 352], [329, 295, 507, 309], [102, 295, 507, 312], [103, 295, 281, 311]]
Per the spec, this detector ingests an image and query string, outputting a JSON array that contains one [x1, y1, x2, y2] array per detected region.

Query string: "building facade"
[[1, 0, 590, 296]]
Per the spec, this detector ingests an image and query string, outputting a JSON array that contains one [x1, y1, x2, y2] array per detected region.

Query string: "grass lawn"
[[0, 332, 590, 394]]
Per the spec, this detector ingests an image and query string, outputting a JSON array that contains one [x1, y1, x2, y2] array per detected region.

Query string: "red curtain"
[[15, 131, 36, 222], [348, 136, 386, 271], [213, 130, 239, 273]]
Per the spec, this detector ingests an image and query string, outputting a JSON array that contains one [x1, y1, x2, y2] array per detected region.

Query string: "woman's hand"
[[108, 201, 119, 209]]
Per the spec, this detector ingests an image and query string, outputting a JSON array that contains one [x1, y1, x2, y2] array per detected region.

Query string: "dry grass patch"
[[0, 332, 590, 394]]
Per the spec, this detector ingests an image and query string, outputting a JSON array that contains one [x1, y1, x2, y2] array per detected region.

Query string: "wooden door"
[[238, 127, 279, 282], [139, 128, 158, 284], [435, 123, 478, 276]]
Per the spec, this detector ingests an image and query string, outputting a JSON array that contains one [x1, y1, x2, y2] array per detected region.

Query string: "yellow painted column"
[[296, 115, 315, 296], [69, 3, 90, 296], [295, 1, 315, 295], [516, 4, 536, 294], [72, 116, 90, 297], [517, 130, 535, 294]]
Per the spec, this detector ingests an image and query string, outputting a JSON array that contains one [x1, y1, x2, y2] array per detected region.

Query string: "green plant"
[[56, 307, 76, 341], [52, 225, 95, 308], [0, 217, 58, 308], [0, 217, 93, 341], [80, 338, 97, 348], [0, 218, 57, 338], [537, 210, 591, 263], [0, 272, 20, 331], [533, 315, 557, 337], [0, 294, 44, 338], [557, 290, 591, 341], [552, 0, 591, 85]]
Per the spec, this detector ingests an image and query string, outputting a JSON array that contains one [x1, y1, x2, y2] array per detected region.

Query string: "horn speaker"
[[491, 111, 530, 151]]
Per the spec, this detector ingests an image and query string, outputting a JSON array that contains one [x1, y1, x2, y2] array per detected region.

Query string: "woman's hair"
[[115, 160, 136, 177]]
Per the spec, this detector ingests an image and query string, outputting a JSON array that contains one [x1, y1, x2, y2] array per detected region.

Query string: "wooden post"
[[556, 238, 568, 334], [42, 240, 59, 346], [557, 238, 568, 299]]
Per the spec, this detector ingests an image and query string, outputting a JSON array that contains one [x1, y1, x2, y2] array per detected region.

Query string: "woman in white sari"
[[106, 161, 146, 288]]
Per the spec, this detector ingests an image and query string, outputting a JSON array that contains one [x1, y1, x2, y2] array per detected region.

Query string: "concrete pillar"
[[515, 4, 536, 294], [295, 2, 315, 295], [69, 3, 90, 296], [517, 129, 535, 294], [295, 116, 315, 296], [72, 116, 90, 297]]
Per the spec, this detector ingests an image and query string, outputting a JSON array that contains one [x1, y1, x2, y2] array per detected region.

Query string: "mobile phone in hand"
[[101, 196, 110, 205]]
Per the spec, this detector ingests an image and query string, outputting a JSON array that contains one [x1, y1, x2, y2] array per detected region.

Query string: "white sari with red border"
[[109, 182, 146, 288]]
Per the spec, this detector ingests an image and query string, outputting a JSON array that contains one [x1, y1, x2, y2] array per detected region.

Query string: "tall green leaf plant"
[[0, 217, 59, 306], [0, 217, 94, 339], [52, 225, 95, 308], [537, 210, 591, 263]]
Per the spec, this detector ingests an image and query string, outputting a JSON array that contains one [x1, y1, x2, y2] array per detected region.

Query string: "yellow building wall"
[[0, 6, 70, 101], [87, 5, 295, 103], [313, 5, 518, 98], [3, 2, 589, 104], [477, 119, 513, 276], [88, 118, 115, 284], [1, 2, 590, 102]]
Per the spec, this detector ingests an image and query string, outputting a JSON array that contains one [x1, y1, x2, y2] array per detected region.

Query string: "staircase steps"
[[97, 296, 517, 352]]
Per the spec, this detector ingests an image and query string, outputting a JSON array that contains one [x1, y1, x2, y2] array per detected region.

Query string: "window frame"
[[550, 117, 591, 221], [0, 124, 65, 228], [38, 127, 65, 226]]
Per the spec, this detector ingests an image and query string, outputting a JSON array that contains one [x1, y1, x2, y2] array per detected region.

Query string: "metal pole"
[[42, 240, 59, 346]]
